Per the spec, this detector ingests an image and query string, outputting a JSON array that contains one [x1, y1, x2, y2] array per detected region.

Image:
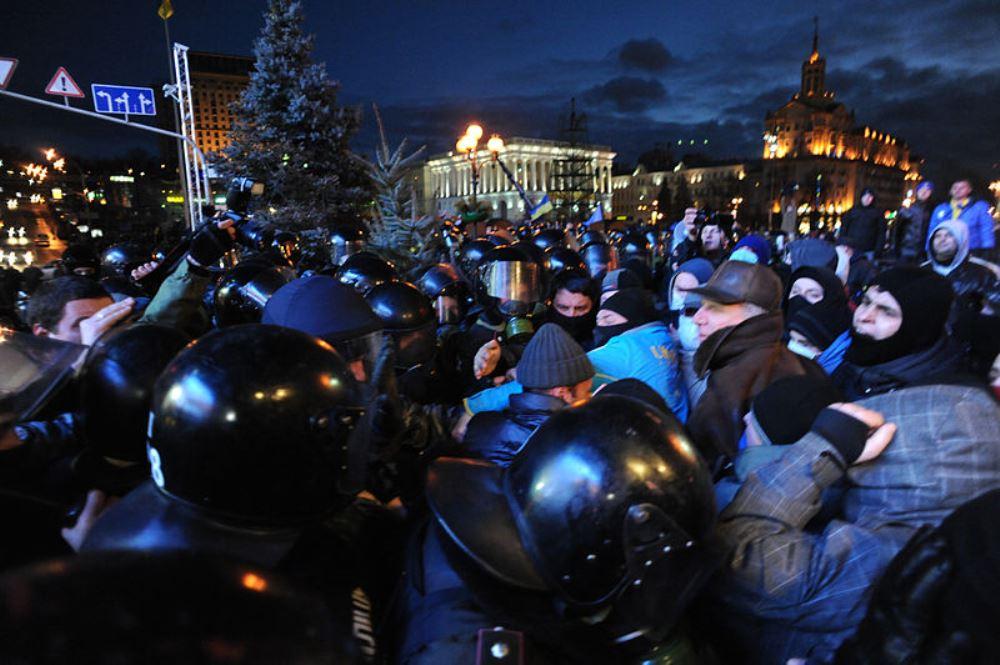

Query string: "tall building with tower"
[[760, 19, 920, 229]]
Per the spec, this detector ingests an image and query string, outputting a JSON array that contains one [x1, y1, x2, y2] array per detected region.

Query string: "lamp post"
[[455, 123, 487, 205], [763, 132, 779, 229]]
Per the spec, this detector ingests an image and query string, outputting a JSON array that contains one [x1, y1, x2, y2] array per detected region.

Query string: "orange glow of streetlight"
[[465, 124, 483, 141], [486, 134, 505, 153]]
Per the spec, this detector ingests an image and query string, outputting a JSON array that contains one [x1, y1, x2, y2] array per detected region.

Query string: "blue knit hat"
[[517, 323, 594, 390], [732, 234, 772, 265]]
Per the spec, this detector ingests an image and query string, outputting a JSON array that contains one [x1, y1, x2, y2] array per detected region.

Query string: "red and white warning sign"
[[45, 67, 85, 98], [0, 57, 17, 90]]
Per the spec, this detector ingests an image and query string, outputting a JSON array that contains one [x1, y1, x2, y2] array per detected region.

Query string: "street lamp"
[[455, 123, 498, 205]]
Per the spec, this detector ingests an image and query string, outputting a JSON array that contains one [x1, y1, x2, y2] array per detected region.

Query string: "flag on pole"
[[529, 194, 553, 221], [583, 203, 604, 226], [158, 0, 174, 20]]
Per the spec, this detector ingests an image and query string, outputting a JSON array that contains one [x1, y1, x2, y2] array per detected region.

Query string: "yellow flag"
[[158, 0, 174, 20]]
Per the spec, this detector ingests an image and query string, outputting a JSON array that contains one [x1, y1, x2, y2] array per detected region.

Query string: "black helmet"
[[619, 232, 652, 265], [426, 395, 717, 642], [416, 263, 470, 324], [335, 251, 399, 296], [579, 229, 607, 246], [0, 551, 355, 665], [98, 275, 146, 301], [581, 241, 619, 278], [60, 244, 100, 278], [149, 325, 365, 523], [456, 238, 497, 282], [483, 233, 509, 247], [328, 217, 369, 265], [533, 228, 567, 252], [100, 242, 150, 279], [366, 281, 436, 368], [270, 230, 301, 267], [77, 324, 190, 463], [213, 259, 294, 327], [547, 247, 587, 276]]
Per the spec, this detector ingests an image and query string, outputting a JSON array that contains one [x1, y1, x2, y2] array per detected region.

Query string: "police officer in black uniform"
[[393, 394, 720, 664], [82, 324, 387, 662]]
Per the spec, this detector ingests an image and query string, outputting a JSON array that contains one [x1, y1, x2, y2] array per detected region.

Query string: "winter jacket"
[[461, 391, 565, 466], [138, 259, 213, 338], [924, 219, 1000, 314], [892, 201, 931, 262], [839, 203, 886, 256], [929, 198, 995, 251], [832, 336, 967, 401], [687, 312, 827, 466], [707, 384, 1000, 665], [464, 321, 689, 423]]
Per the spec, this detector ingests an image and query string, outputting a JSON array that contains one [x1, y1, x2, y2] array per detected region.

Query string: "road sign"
[[0, 58, 17, 90], [45, 67, 85, 98], [91, 84, 157, 116]]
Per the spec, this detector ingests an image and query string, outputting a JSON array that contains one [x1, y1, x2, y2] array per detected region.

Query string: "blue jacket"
[[928, 199, 995, 250], [464, 322, 690, 422]]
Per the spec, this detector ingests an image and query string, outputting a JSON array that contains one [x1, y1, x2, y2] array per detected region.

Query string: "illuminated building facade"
[[760, 22, 919, 227], [424, 137, 615, 219], [188, 52, 253, 156]]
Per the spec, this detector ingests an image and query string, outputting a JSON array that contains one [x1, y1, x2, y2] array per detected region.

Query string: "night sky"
[[2, 0, 998, 185]]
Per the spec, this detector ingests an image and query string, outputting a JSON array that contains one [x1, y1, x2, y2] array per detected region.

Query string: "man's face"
[[916, 186, 932, 202], [853, 286, 902, 341], [671, 272, 699, 306], [701, 225, 723, 251], [931, 230, 959, 264], [434, 294, 461, 324], [553, 289, 593, 318], [790, 277, 825, 304], [693, 299, 753, 342], [861, 193, 874, 207], [950, 180, 972, 200], [38, 296, 113, 345]]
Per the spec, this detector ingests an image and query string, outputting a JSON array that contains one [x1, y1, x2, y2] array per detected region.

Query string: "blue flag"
[[529, 194, 553, 221], [583, 203, 604, 226]]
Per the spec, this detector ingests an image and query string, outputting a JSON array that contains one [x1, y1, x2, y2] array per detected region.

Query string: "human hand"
[[130, 261, 159, 280], [61, 489, 117, 552], [827, 402, 897, 464], [474, 338, 501, 379], [79, 297, 134, 346]]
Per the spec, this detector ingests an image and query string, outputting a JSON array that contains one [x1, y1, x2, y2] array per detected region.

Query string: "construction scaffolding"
[[548, 98, 598, 221]]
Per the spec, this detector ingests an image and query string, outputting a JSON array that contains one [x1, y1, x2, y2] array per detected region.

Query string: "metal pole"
[[163, 18, 192, 230]]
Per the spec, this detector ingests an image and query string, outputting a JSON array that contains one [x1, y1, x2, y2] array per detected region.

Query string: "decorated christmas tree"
[[357, 105, 443, 272], [218, 0, 369, 229]]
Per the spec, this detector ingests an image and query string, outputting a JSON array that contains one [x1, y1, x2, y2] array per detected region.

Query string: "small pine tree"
[[218, 0, 369, 229], [357, 105, 442, 272]]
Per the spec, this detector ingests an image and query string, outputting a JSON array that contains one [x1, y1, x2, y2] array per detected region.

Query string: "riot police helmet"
[[426, 394, 717, 642], [366, 281, 436, 368], [456, 238, 497, 282], [328, 216, 369, 265], [547, 247, 587, 276], [416, 263, 471, 325], [336, 251, 398, 296], [213, 258, 294, 327], [100, 242, 151, 279], [580, 241, 619, 278], [60, 244, 101, 278], [533, 228, 567, 252]]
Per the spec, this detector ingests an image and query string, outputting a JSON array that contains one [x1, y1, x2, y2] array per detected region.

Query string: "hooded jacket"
[[687, 312, 827, 466], [832, 335, 966, 401], [924, 220, 1000, 314]]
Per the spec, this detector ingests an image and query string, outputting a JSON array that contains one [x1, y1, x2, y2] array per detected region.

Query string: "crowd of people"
[[0, 176, 998, 664]]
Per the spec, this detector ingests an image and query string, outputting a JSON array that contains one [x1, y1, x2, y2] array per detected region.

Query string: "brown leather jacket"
[[688, 312, 827, 467]]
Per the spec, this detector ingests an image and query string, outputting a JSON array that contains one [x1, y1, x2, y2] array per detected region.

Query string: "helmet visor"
[[331, 240, 365, 266], [329, 330, 384, 384], [481, 261, 542, 306]]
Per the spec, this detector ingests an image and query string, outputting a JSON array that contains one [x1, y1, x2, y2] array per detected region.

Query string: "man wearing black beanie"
[[833, 266, 967, 400]]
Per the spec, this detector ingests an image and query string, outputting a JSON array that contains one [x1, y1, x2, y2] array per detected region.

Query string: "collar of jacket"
[[508, 390, 567, 415], [837, 335, 962, 396], [694, 312, 784, 377]]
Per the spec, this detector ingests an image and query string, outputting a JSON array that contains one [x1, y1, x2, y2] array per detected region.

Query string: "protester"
[[729, 233, 772, 265], [462, 323, 594, 465], [924, 219, 1000, 316], [929, 179, 996, 259], [686, 261, 827, 466], [892, 180, 934, 262], [832, 266, 966, 399], [839, 188, 886, 257]]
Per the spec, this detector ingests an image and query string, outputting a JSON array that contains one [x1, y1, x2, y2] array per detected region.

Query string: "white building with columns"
[[422, 137, 616, 219]]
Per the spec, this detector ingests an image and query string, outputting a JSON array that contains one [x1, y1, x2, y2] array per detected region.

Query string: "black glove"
[[187, 220, 234, 268]]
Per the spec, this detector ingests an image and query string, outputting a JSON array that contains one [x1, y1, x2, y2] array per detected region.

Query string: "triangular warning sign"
[[45, 67, 85, 98], [0, 58, 17, 90]]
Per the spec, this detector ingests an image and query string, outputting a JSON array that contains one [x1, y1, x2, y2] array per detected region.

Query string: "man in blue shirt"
[[928, 179, 995, 259]]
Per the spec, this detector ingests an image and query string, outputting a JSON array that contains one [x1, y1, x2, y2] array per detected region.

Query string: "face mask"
[[593, 322, 633, 347], [549, 308, 596, 341], [677, 315, 700, 352], [729, 247, 759, 264], [785, 295, 809, 320], [787, 338, 819, 360]]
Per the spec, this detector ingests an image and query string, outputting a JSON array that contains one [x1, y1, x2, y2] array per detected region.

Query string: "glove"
[[187, 220, 234, 268]]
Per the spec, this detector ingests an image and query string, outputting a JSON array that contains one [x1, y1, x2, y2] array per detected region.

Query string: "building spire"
[[812, 16, 819, 56]]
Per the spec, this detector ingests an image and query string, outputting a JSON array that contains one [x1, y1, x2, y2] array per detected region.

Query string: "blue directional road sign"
[[91, 84, 157, 116]]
